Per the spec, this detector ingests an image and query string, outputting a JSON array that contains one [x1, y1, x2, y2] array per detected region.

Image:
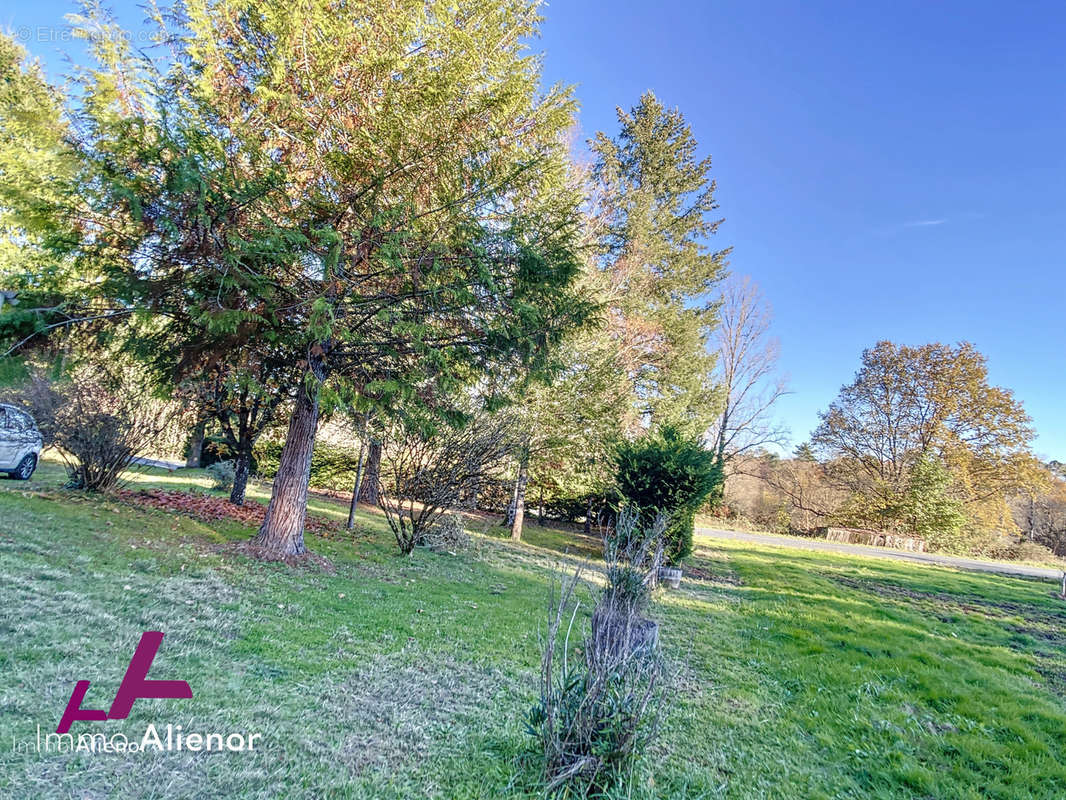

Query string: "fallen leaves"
[[116, 488, 332, 533]]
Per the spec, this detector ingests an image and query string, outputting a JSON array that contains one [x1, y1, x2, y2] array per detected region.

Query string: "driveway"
[[697, 527, 1065, 582]]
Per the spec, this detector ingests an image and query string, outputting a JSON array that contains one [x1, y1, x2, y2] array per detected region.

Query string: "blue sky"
[[536, 0, 1066, 459], [7, 1, 1066, 458]]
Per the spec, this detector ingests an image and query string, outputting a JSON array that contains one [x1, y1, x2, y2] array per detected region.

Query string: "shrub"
[[900, 456, 967, 546], [615, 425, 722, 564], [254, 439, 359, 491], [470, 477, 513, 514], [15, 364, 172, 492], [378, 414, 512, 555], [541, 494, 589, 523], [988, 538, 1061, 565], [530, 566, 666, 797], [1009, 539, 1060, 564], [205, 460, 236, 491], [601, 506, 667, 617], [198, 434, 234, 468]]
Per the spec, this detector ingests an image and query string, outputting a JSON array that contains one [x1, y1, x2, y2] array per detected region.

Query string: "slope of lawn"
[[1, 458, 1065, 799]]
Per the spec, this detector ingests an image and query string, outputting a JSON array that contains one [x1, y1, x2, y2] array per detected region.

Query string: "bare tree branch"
[[707, 275, 789, 472]]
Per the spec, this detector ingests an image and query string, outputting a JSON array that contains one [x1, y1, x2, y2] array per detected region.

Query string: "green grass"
[[694, 515, 1066, 571], [0, 355, 28, 388], [2, 458, 1065, 798]]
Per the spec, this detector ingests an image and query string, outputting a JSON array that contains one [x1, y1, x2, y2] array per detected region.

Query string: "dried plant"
[[594, 507, 667, 656], [602, 506, 667, 604], [529, 508, 671, 797], [377, 414, 512, 555], [420, 513, 472, 552]]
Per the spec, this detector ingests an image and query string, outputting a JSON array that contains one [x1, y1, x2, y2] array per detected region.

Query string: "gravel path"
[[697, 526, 1065, 582]]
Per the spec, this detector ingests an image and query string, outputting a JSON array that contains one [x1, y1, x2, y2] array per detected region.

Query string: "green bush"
[[205, 460, 236, 491], [614, 425, 722, 564], [899, 456, 967, 546], [254, 439, 362, 491]]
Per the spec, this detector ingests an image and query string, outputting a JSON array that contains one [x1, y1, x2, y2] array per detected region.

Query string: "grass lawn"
[[2, 458, 1065, 798]]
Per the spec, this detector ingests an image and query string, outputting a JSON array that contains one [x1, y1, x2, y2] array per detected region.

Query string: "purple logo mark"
[[57, 631, 192, 734]]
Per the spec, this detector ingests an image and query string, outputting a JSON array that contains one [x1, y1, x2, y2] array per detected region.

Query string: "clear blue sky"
[[536, 0, 1066, 459], [7, 1, 1066, 458]]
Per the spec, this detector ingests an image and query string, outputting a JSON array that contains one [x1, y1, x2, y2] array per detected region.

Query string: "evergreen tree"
[[54, 1, 589, 556], [508, 327, 629, 539], [509, 94, 733, 535], [591, 92, 729, 436], [899, 455, 967, 550], [0, 34, 80, 352], [614, 424, 722, 564]]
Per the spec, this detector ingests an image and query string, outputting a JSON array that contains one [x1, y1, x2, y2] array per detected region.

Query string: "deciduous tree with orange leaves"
[[812, 340, 1037, 548]]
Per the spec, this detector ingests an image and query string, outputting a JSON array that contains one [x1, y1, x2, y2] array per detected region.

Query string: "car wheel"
[[13, 454, 36, 480]]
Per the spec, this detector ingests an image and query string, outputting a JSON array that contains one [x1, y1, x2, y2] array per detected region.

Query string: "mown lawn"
[[1, 459, 1065, 799]]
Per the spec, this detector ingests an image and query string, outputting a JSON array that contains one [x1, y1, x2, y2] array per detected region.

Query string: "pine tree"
[[507, 327, 629, 540], [0, 34, 80, 352], [591, 92, 729, 436]]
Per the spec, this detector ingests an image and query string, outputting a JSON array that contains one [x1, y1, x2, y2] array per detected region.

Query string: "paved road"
[[131, 456, 185, 471], [697, 527, 1065, 582]]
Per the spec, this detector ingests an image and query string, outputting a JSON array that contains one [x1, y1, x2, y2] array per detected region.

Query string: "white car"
[[0, 404, 42, 480]]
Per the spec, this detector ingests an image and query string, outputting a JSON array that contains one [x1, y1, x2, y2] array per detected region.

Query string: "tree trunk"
[[359, 441, 381, 506], [510, 454, 529, 541], [346, 434, 368, 530], [185, 419, 206, 468], [584, 495, 593, 536], [254, 367, 323, 556], [506, 471, 520, 526], [230, 445, 251, 506], [228, 407, 254, 506]]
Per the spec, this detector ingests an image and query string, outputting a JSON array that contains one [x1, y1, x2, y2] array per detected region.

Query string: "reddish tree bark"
[[254, 359, 324, 555]]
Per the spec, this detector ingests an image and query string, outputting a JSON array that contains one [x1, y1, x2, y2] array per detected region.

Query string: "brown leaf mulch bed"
[[116, 488, 333, 534]]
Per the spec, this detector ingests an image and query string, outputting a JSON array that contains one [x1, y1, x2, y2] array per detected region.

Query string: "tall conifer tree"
[[591, 92, 728, 436]]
